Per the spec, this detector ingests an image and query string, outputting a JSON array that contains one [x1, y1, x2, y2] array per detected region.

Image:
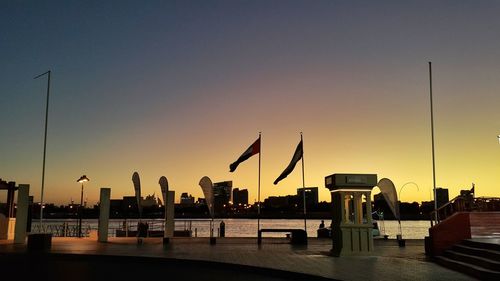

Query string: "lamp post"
[[429, 62, 438, 225], [77, 175, 89, 237], [34, 70, 51, 231]]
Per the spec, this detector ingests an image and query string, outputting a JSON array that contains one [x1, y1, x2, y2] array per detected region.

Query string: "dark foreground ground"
[[0, 237, 474, 281], [0, 252, 332, 281]]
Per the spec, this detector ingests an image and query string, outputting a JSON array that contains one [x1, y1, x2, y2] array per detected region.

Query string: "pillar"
[[6, 182, 16, 218], [354, 193, 363, 224], [165, 191, 175, 238], [98, 188, 111, 242], [365, 192, 373, 225], [14, 184, 29, 244]]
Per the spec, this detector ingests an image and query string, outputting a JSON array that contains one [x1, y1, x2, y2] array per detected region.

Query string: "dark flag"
[[229, 137, 261, 172], [274, 140, 303, 185]]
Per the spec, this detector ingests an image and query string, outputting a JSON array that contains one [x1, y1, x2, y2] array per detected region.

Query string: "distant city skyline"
[[1, 1, 500, 205]]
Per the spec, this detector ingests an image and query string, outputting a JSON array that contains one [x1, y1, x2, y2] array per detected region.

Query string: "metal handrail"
[[430, 196, 500, 227]]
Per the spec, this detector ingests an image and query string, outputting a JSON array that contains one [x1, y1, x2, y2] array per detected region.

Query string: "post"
[[79, 182, 84, 237], [429, 62, 438, 225], [98, 188, 111, 242], [257, 132, 261, 234], [34, 70, 51, 230], [14, 184, 30, 244], [165, 191, 175, 238], [301, 133, 307, 232]]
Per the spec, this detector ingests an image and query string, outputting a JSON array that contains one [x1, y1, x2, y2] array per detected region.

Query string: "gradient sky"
[[1, 0, 500, 205]]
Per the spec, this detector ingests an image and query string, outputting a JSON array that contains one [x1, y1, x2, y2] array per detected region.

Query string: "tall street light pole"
[[77, 175, 89, 238], [34, 70, 51, 231], [428, 62, 438, 225]]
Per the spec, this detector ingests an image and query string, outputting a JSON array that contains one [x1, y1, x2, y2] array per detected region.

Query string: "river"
[[33, 218, 431, 239]]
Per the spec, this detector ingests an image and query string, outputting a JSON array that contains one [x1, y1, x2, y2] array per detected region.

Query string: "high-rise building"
[[233, 188, 248, 206], [213, 181, 232, 213], [436, 187, 449, 208], [297, 187, 319, 208]]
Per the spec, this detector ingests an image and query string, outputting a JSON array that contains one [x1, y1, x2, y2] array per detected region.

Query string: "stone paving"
[[0, 237, 476, 281]]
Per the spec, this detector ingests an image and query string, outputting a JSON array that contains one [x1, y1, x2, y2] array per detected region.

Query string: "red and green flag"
[[229, 137, 261, 172]]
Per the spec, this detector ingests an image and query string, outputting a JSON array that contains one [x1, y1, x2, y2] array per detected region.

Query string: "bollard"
[[397, 234, 406, 247], [219, 221, 225, 237], [195, 228, 197, 237]]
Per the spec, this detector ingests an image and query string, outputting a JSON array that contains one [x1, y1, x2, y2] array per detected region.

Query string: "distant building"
[[263, 195, 298, 209], [420, 201, 435, 215], [180, 192, 195, 206], [233, 188, 248, 206], [197, 198, 206, 205], [122, 196, 137, 210], [110, 199, 123, 216], [142, 193, 161, 207], [264, 196, 289, 208], [436, 188, 449, 208], [297, 187, 319, 208], [213, 181, 232, 213]]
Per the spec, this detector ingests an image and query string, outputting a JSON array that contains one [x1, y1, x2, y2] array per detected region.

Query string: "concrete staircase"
[[436, 239, 500, 280]]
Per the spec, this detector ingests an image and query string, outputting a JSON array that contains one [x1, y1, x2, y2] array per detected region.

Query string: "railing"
[[430, 196, 500, 227], [113, 219, 209, 235], [30, 221, 92, 237], [28, 219, 222, 238]]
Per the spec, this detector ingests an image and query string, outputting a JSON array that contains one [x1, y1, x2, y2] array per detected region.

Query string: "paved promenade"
[[0, 237, 475, 281]]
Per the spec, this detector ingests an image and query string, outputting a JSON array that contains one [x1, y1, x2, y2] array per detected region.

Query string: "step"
[[435, 255, 500, 281], [444, 249, 500, 271], [453, 244, 500, 261], [462, 239, 500, 252]]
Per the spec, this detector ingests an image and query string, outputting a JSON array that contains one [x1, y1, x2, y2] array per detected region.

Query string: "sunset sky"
[[1, 1, 500, 205]]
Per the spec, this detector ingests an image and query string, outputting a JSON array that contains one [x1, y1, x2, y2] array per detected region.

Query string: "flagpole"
[[257, 132, 262, 234], [429, 61, 438, 225], [300, 132, 307, 232], [34, 70, 51, 231]]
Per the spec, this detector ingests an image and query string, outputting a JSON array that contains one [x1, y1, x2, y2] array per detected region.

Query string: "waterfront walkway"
[[0, 237, 475, 281]]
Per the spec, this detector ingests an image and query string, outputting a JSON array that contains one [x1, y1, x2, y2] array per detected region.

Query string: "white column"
[[14, 184, 29, 244], [98, 188, 111, 242], [165, 191, 175, 238]]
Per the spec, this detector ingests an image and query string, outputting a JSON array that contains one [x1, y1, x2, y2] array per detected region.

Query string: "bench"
[[258, 228, 307, 245]]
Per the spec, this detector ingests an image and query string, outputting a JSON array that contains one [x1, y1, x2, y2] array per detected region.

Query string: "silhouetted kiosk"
[[77, 175, 89, 237]]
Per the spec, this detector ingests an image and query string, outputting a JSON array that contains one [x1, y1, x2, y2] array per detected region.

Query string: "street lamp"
[[34, 70, 51, 231], [77, 175, 89, 237]]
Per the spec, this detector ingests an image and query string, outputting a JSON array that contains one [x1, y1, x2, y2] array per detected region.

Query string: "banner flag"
[[159, 176, 169, 207], [199, 176, 214, 218], [132, 172, 143, 218], [274, 140, 303, 185], [377, 178, 400, 220], [229, 137, 260, 172]]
